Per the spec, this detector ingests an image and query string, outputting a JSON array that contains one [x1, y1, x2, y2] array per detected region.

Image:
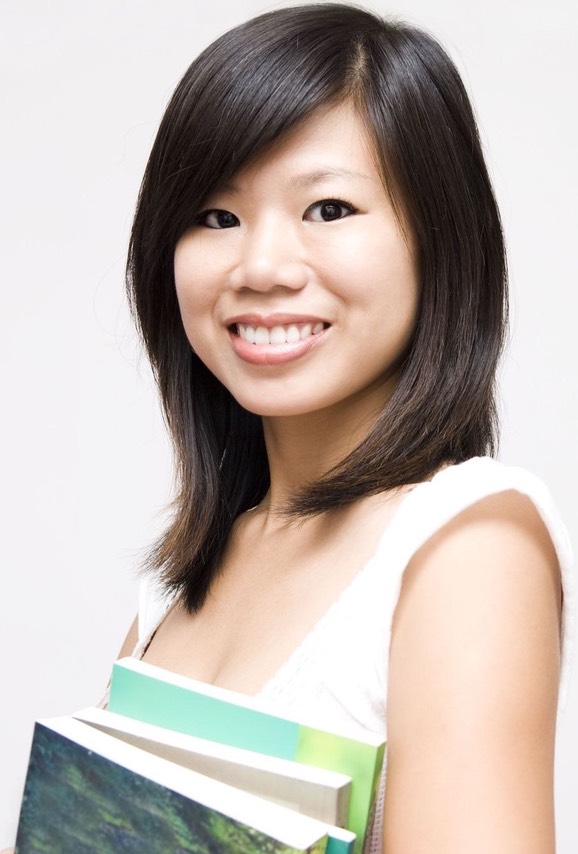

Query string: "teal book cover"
[[15, 719, 329, 854]]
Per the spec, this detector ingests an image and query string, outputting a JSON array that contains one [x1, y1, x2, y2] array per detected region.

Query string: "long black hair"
[[127, 3, 508, 611]]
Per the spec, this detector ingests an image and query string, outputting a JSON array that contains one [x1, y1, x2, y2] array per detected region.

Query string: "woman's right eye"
[[198, 209, 239, 229]]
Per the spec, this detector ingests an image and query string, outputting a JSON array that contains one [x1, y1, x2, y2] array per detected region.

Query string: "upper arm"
[[117, 616, 139, 659], [384, 490, 562, 854]]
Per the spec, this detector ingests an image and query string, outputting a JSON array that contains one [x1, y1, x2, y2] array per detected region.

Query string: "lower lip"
[[229, 328, 328, 365]]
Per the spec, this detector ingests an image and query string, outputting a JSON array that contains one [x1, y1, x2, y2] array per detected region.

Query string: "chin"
[[232, 393, 328, 419], [236, 403, 313, 419]]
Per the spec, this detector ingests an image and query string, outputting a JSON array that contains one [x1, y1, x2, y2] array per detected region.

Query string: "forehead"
[[222, 102, 381, 191]]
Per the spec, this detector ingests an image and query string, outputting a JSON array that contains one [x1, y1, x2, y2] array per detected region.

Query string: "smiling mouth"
[[233, 322, 327, 345]]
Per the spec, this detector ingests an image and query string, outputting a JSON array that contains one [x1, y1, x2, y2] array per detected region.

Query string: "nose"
[[229, 217, 309, 293]]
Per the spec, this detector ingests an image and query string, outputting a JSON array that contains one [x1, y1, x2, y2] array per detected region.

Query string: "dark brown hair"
[[127, 3, 508, 611]]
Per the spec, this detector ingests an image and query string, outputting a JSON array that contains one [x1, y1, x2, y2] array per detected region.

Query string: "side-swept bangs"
[[127, 3, 507, 609]]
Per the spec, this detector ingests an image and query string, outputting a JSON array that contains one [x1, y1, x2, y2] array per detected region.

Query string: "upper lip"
[[225, 312, 329, 328]]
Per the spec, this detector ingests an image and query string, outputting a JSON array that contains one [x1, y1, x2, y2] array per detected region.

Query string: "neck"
[[260, 397, 382, 514]]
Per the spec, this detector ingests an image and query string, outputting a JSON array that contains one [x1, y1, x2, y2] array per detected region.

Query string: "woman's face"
[[174, 103, 419, 421]]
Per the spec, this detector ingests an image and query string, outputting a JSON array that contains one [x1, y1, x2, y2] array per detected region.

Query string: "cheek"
[[359, 232, 419, 315], [174, 238, 200, 303], [173, 239, 218, 328]]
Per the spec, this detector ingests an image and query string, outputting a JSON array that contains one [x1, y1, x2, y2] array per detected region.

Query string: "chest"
[[142, 496, 402, 693]]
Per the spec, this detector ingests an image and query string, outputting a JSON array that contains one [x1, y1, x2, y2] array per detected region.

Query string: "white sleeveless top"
[[132, 457, 575, 854]]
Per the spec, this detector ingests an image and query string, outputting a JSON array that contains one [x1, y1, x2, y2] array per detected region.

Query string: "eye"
[[304, 199, 357, 222], [197, 209, 239, 229]]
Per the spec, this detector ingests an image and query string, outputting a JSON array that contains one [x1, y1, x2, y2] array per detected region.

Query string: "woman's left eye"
[[304, 199, 357, 222]]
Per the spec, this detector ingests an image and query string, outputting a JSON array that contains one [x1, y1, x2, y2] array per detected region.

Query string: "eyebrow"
[[288, 167, 373, 188], [221, 167, 373, 194]]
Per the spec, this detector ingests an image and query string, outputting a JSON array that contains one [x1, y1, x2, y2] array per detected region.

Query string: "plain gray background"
[[1, 0, 576, 847]]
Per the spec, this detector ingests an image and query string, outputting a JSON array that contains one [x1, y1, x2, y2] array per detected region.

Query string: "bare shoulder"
[[384, 490, 562, 854], [394, 488, 562, 645]]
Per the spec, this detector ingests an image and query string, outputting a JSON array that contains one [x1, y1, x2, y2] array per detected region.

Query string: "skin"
[[117, 103, 561, 852], [384, 491, 561, 853]]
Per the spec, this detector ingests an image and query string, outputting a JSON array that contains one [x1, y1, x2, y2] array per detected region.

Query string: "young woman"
[[11, 5, 569, 853]]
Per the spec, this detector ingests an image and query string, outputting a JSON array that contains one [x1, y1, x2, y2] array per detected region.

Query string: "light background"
[[1, 0, 576, 847]]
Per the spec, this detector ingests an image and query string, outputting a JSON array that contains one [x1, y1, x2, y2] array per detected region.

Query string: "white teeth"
[[236, 322, 325, 345], [254, 326, 270, 345], [299, 323, 312, 340], [270, 325, 287, 344], [286, 324, 300, 343]]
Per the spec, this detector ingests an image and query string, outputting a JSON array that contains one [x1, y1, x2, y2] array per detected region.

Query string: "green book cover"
[[109, 657, 385, 853], [15, 717, 330, 854]]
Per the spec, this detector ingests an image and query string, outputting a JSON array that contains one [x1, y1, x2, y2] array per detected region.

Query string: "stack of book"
[[15, 658, 385, 853]]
